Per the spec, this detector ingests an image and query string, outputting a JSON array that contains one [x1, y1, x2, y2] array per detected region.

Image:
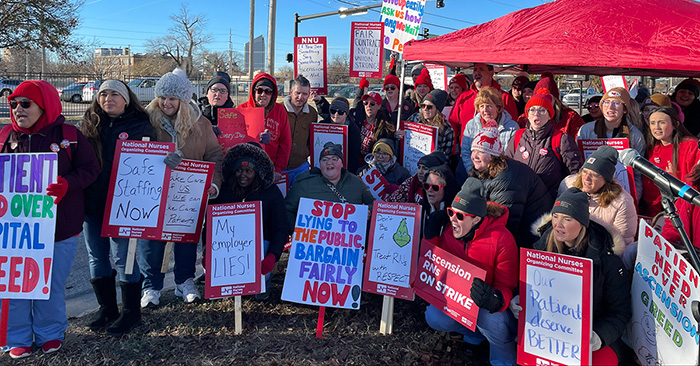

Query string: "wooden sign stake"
[[379, 295, 395, 335], [161, 242, 174, 273], [125, 238, 137, 275], [234, 296, 242, 335]]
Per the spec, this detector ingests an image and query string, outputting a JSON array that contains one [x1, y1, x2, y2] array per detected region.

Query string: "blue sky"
[[76, 0, 544, 71]]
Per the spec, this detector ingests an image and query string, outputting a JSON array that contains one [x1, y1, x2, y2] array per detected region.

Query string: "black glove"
[[424, 209, 449, 240], [470, 278, 504, 313], [212, 125, 222, 136]]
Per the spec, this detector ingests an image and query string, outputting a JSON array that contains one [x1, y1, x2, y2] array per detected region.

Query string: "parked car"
[[82, 80, 105, 103], [58, 82, 88, 103], [0, 79, 23, 97], [368, 85, 386, 98], [334, 85, 359, 99], [562, 87, 601, 107], [127, 78, 159, 104]]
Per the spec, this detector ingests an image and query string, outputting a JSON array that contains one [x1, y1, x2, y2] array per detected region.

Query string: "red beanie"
[[8, 80, 62, 134], [383, 74, 400, 89], [535, 76, 560, 101], [414, 68, 433, 90], [449, 74, 468, 91], [525, 88, 555, 118], [9, 81, 45, 110]]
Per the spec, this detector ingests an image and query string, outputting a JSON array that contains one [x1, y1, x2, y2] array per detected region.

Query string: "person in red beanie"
[[0, 80, 100, 358], [410, 68, 434, 111], [515, 75, 586, 136], [447, 74, 468, 107], [381, 73, 415, 125], [504, 88, 583, 197]]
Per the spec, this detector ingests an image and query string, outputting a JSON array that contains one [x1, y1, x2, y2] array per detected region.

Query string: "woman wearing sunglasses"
[[577, 87, 646, 201], [358, 138, 411, 190], [1, 80, 100, 358], [420, 165, 459, 240], [79, 79, 155, 336], [423, 178, 518, 366], [406, 89, 454, 157], [582, 95, 603, 123], [381, 74, 414, 125], [386, 150, 448, 204], [514, 188, 630, 365], [319, 97, 361, 174]]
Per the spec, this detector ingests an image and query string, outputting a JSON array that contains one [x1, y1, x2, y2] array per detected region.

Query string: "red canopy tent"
[[402, 0, 700, 77]]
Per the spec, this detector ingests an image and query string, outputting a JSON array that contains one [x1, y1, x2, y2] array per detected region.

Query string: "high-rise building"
[[244, 35, 265, 74]]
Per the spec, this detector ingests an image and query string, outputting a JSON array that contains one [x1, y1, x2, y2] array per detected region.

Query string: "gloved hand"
[[424, 209, 449, 240], [261, 253, 276, 275], [46, 176, 69, 204], [359, 77, 369, 90], [509, 295, 522, 319], [259, 129, 271, 144], [590, 331, 602, 351], [212, 125, 222, 136], [163, 150, 183, 169], [470, 278, 504, 313]]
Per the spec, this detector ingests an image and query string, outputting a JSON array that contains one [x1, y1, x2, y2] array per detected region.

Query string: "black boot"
[[87, 271, 119, 331], [106, 279, 142, 336]]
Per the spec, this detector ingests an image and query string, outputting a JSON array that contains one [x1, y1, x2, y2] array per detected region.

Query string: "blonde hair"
[[146, 98, 199, 146], [473, 86, 504, 112], [420, 110, 448, 132], [546, 223, 588, 254], [572, 173, 623, 208]]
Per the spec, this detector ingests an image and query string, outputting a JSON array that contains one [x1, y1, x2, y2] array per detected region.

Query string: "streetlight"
[[294, 4, 382, 37]]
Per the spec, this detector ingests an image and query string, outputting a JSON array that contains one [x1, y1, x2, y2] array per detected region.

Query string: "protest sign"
[[380, 0, 427, 53], [601, 75, 628, 92], [276, 172, 289, 198], [400, 121, 437, 175], [627, 220, 700, 366], [350, 22, 384, 79], [102, 140, 174, 240], [294, 37, 327, 95], [360, 167, 391, 201], [578, 139, 636, 199], [414, 240, 485, 331], [205, 202, 263, 299], [309, 123, 348, 168], [0, 153, 57, 300], [282, 198, 368, 309], [161, 159, 214, 243], [517, 249, 593, 366], [425, 64, 447, 90], [217, 107, 266, 154], [363, 201, 421, 300]]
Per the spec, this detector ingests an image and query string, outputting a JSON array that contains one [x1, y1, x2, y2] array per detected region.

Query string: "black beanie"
[[582, 145, 618, 182], [320, 142, 343, 161], [207, 71, 231, 93], [451, 178, 487, 218], [676, 79, 700, 98], [552, 188, 590, 227], [254, 78, 275, 92], [424, 89, 448, 112], [233, 157, 257, 172], [418, 151, 448, 168]]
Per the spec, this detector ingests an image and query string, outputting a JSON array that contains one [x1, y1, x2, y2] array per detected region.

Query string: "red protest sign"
[[577, 138, 637, 200], [360, 167, 391, 201], [294, 37, 328, 95], [310, 123, 348, 168], [205, 202, 263, 299], [400, 121, 438, 176], [276, 172, 289, 198], [217, 107, 266, 154], [517, 248, 593, 366], [414, 240, 485, 331], [101, 140, 175, 240], [349, 22, 384, 79], [161, 159, 214, 243], [363, 201, 421, 300]]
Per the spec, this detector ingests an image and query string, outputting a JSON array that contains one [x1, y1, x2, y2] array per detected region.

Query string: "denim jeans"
[[6, 236, 77, 348], [283, 161, 310, 188], [83, 215, 141, 283], [425, 305, 517, 366], [140, 240, 197, 289]]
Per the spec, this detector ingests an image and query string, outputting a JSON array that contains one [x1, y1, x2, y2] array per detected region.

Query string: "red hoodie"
[[239, 73, 291, 173]]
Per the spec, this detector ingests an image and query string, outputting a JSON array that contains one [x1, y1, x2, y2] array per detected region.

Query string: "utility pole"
[[41, 45, 46, 76], [267, 0, 276, 76], [249, 0, 255, 81], [228, 29, 233, 76]]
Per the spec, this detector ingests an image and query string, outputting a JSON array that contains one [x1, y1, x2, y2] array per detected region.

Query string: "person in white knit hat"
[[140, 68, 223, 308]]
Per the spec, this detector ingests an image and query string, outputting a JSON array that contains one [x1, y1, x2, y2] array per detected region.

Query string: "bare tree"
[[146, 4, 212, 76], [197, 50, 243, 77], [327, 53, 350, 84]]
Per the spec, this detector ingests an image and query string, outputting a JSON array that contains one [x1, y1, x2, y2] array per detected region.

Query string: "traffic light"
[[286, 53, 293, 63], [436, 0, 445, 8]]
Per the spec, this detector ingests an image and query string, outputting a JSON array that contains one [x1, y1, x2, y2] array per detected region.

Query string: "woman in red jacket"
[[641, 106, 699, 216], [422, 178, 518, 365]]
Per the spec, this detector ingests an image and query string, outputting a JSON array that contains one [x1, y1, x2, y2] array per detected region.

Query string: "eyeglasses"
[[528, 107, 549, 115], [209, 88, 228, 94], [447, 207, 474, 221], [330, 109, 346, 116], [419, 103, 435, 111], [586, 103, 600, 109], [255, 87, 273, 96], [422, 182, 445, 191], [10, 100, 33, 109], [601, 100, 622, 108], [363, 100, 376, 107], [384, 85, 397, 91]]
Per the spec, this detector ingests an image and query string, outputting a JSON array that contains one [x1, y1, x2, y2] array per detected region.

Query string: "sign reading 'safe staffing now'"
[[0, 153, 58, 300]]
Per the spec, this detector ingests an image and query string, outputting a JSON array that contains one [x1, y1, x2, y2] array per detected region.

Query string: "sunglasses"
[[384, 85, 397, 91], [330, 109, 346, 116], [209, 88, 228, 94], [422, 182, 445, 191], [10, 100, 33, 109], [255, 87, 273, 95], [447, 207, 474, 221], [419, 103, 434, 111], [363, 100, 377, 107], [587, 103, 599, 109]]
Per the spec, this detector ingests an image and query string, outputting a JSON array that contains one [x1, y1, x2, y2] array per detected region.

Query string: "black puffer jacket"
[[472, 159, 552, 248], [199, 96, 235, 126], [83, 108, 155, 217], [214, 142, 288, 261], [532, 216, 631, 356]]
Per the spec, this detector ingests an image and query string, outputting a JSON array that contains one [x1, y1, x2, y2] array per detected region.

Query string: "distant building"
[[93, 47, 169, 79], [244, 35, 265, 74]]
